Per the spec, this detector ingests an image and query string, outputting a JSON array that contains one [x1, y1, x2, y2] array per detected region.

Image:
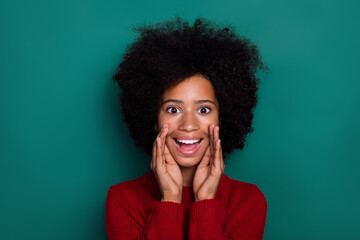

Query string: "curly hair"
[[113, 16, 265, 157]]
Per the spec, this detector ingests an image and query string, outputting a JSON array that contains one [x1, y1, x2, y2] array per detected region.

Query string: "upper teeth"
[[177, 139, 201, 144]]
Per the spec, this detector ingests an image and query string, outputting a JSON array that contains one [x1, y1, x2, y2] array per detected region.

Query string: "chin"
[[174, 155, 203, 168]]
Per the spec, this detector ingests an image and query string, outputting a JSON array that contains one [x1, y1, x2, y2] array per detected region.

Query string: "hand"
[[150, 124, 183, 203], [193, 124, 225, 202]]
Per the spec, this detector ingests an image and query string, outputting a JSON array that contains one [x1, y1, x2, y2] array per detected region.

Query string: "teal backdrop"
[[1, 0, 359, 239]]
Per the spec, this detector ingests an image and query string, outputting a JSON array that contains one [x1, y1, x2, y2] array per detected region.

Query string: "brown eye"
[[198, 107, 210, 114], [166, 107, 180, 114]]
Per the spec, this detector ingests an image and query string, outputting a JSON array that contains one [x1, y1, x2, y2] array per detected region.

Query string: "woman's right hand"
[[150, 124, 183, 203]]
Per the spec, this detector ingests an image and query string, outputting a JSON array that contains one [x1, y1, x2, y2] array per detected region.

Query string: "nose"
[[178, 112, 200, 132]]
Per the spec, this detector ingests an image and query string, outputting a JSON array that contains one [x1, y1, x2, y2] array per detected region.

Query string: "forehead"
[[161, 74, 217, 101]]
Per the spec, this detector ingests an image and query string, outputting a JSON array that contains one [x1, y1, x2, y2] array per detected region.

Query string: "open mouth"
[[173, 138, 203, 155]]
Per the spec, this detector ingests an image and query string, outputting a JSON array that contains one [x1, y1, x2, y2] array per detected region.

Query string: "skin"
[[150, 74, 225, 203]]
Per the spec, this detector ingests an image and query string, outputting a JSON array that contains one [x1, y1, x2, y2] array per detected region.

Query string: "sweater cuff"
[[150, 201, 185, 223], [190, 198, 219, 222]]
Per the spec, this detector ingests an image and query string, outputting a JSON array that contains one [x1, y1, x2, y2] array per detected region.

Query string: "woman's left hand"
[[193, 124, 225, 202]]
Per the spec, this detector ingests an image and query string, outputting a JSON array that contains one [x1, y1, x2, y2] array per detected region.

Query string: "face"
[[157, 74, 219, 168]]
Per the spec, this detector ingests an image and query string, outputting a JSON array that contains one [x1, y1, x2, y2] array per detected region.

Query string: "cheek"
[[157, 117, 170, 132], [165, 135, 173, 148], [213, 119, 220, 127], [203, 116, 219, 128], [158, 116, 176, 131], [211, 113, 220, 125]]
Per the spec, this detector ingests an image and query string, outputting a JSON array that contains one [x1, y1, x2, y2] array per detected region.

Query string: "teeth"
[[177, 139, 201, 144]]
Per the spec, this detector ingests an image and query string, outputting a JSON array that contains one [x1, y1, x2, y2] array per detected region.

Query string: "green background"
[[1, 0, 359, 239]]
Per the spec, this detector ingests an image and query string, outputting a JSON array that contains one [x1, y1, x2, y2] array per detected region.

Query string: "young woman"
[[106, 16, 267, 240]]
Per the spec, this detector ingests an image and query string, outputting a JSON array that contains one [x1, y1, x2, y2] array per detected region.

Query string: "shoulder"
[[106, 171, 159, 206], [220, 174, 267, 211], [218, 176, 267, 237], [108, 171, 154, 192]]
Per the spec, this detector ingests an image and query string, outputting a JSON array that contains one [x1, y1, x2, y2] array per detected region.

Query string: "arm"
[[188, 185, 267, 240], [106, 185, 185, 240], [106, 124, 185, 239]]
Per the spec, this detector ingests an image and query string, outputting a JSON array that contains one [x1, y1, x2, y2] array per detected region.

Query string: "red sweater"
[[106, 171, 267, 240]]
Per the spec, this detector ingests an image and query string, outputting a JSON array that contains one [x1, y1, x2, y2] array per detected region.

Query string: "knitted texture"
[[106, 171, 267, 240]]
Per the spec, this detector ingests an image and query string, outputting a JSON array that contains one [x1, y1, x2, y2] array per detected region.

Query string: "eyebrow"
[[161, 99, 217, 106]]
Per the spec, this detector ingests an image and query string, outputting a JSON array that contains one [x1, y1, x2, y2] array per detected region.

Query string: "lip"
[[173, 138, 203, 156]]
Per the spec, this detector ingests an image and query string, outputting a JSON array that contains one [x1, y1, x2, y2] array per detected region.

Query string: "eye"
[[198, 107, 211, 114], [166, 106, 180, 114]]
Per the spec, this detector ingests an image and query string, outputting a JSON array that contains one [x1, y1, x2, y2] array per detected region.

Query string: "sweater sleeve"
[[188, 185, 267, 240], [106, 185, 185, 240]]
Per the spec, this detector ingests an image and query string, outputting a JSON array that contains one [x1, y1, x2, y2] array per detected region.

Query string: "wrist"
[[195, 194, 215, 202], [161, 196, 182, 203]]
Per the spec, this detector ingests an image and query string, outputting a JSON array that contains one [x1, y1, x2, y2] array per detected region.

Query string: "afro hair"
[[113, 16, 265, 157]]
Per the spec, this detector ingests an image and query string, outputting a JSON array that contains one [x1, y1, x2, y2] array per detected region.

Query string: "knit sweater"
[[106, 171, 267, 240]]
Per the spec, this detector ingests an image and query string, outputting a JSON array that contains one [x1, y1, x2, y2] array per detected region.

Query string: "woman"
[[106, 16, 267, 240]]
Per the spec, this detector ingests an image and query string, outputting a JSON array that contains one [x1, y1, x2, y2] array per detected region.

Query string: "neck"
[[179, 165, 197, 186]]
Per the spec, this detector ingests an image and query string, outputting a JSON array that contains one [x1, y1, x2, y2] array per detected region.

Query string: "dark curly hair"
[[113, 16, 265, 157]]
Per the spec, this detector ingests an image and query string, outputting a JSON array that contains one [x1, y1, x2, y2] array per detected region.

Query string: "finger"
[[164, 144, 176, 164], [211, 124, 217, 168], [209, 124, 214, 157], [157, 124, 167, 164], [211, 124, 216, 160], [153, 124, 165, 169], [158, 124, 166, 140], [218, 139, 225, 171], [157, 124, 166, 138], [215, 126, 221, 166], [151, 139, 157, 170], [156, 137, 164, 167], [212, 125, 216, 154], [161, 125, 168, 155], [214, 126, 219, 142], [214, 139, 221, 169], [199, 146, 211, 166], [156, 124, 167, 143]]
